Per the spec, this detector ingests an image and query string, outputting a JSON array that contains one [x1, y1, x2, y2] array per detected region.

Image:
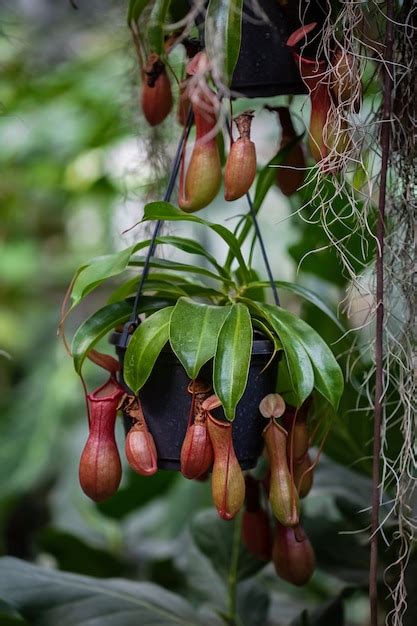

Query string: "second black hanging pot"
[[191, 0, 327, 97]]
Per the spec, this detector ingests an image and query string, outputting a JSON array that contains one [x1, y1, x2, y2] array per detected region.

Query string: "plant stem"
[[369, 1, 394, 624], [227, 509, 243, 625]]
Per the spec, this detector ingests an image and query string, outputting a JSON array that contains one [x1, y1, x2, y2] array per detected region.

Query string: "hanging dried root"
[[331, 48, 362, 112]]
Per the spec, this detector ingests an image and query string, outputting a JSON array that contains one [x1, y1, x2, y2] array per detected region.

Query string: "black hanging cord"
[[244, 189, 280, 306], [119, 108, 194, 348], [225, 116, 280, 306]]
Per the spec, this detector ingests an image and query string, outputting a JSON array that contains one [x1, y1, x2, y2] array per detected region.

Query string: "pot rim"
[[109, 330, 275, 356]]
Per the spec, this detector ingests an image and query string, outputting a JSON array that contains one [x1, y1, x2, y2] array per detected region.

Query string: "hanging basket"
[[110, 332, 278, 471], [193, 0, 326, 97]]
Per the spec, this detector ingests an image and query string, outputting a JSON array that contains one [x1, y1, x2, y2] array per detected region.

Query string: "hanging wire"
[[225, 115, 280, 306], [119, 108, 194, 348]]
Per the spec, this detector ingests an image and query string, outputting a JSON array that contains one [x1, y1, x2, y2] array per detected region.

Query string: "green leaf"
[[71, 297, 174, 374], [0, 599, 26, 626], [191, 510, 265, 582], [38, 529, 128, 578], [243, 280, 345, 331], [108, 276, 223, 304], [167, 283, 225, 299], [128, 0, 153, 25], [97, 470, 176, 520], [70, 232, 226, 309], [170, 298, 230, 379], [158, 235, 226, 274], [205, 0, 243, 85], [249, 301, 314, 407], [142, 202, 251, 281], [108, 278, 187, 303], [235, 268, 265, 302], [70, 243, 144, 308], [236, 581, 270, 626], [148, 0, 171, 55], [261, 304, 343, 409], [0, 557, 211, 626], [71, 300, 132, 374], [130, 255, 233, 284], [213, 303, 252, 421], [124, 307, 174, 393], [267, 305, 344, 409], [251, 317, 281, 352]]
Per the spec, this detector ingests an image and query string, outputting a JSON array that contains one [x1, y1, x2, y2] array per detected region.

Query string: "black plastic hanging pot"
[[191, 0, 327, 98], [110, 332, 278, 471]]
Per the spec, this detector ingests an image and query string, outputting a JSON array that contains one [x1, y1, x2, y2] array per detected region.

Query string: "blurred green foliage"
[[0, 2, 413, 626]]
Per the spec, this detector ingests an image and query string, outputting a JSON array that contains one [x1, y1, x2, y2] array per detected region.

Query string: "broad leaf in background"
[[213, 303, 252, 421], [98, 470, 176, 520], [235, 267, 265, 302], [0, 558, 216, 626], [0, 599, 26, 626], [236, 580, 270, 626], [38, 528, 130, 578], [170, 298, 230, 379], [191, 510, 265, 582], [205, 0, 243, 86], [124, 306, 174, 393], [263, 304, 344, 409], [291, 592, 347, 626]]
